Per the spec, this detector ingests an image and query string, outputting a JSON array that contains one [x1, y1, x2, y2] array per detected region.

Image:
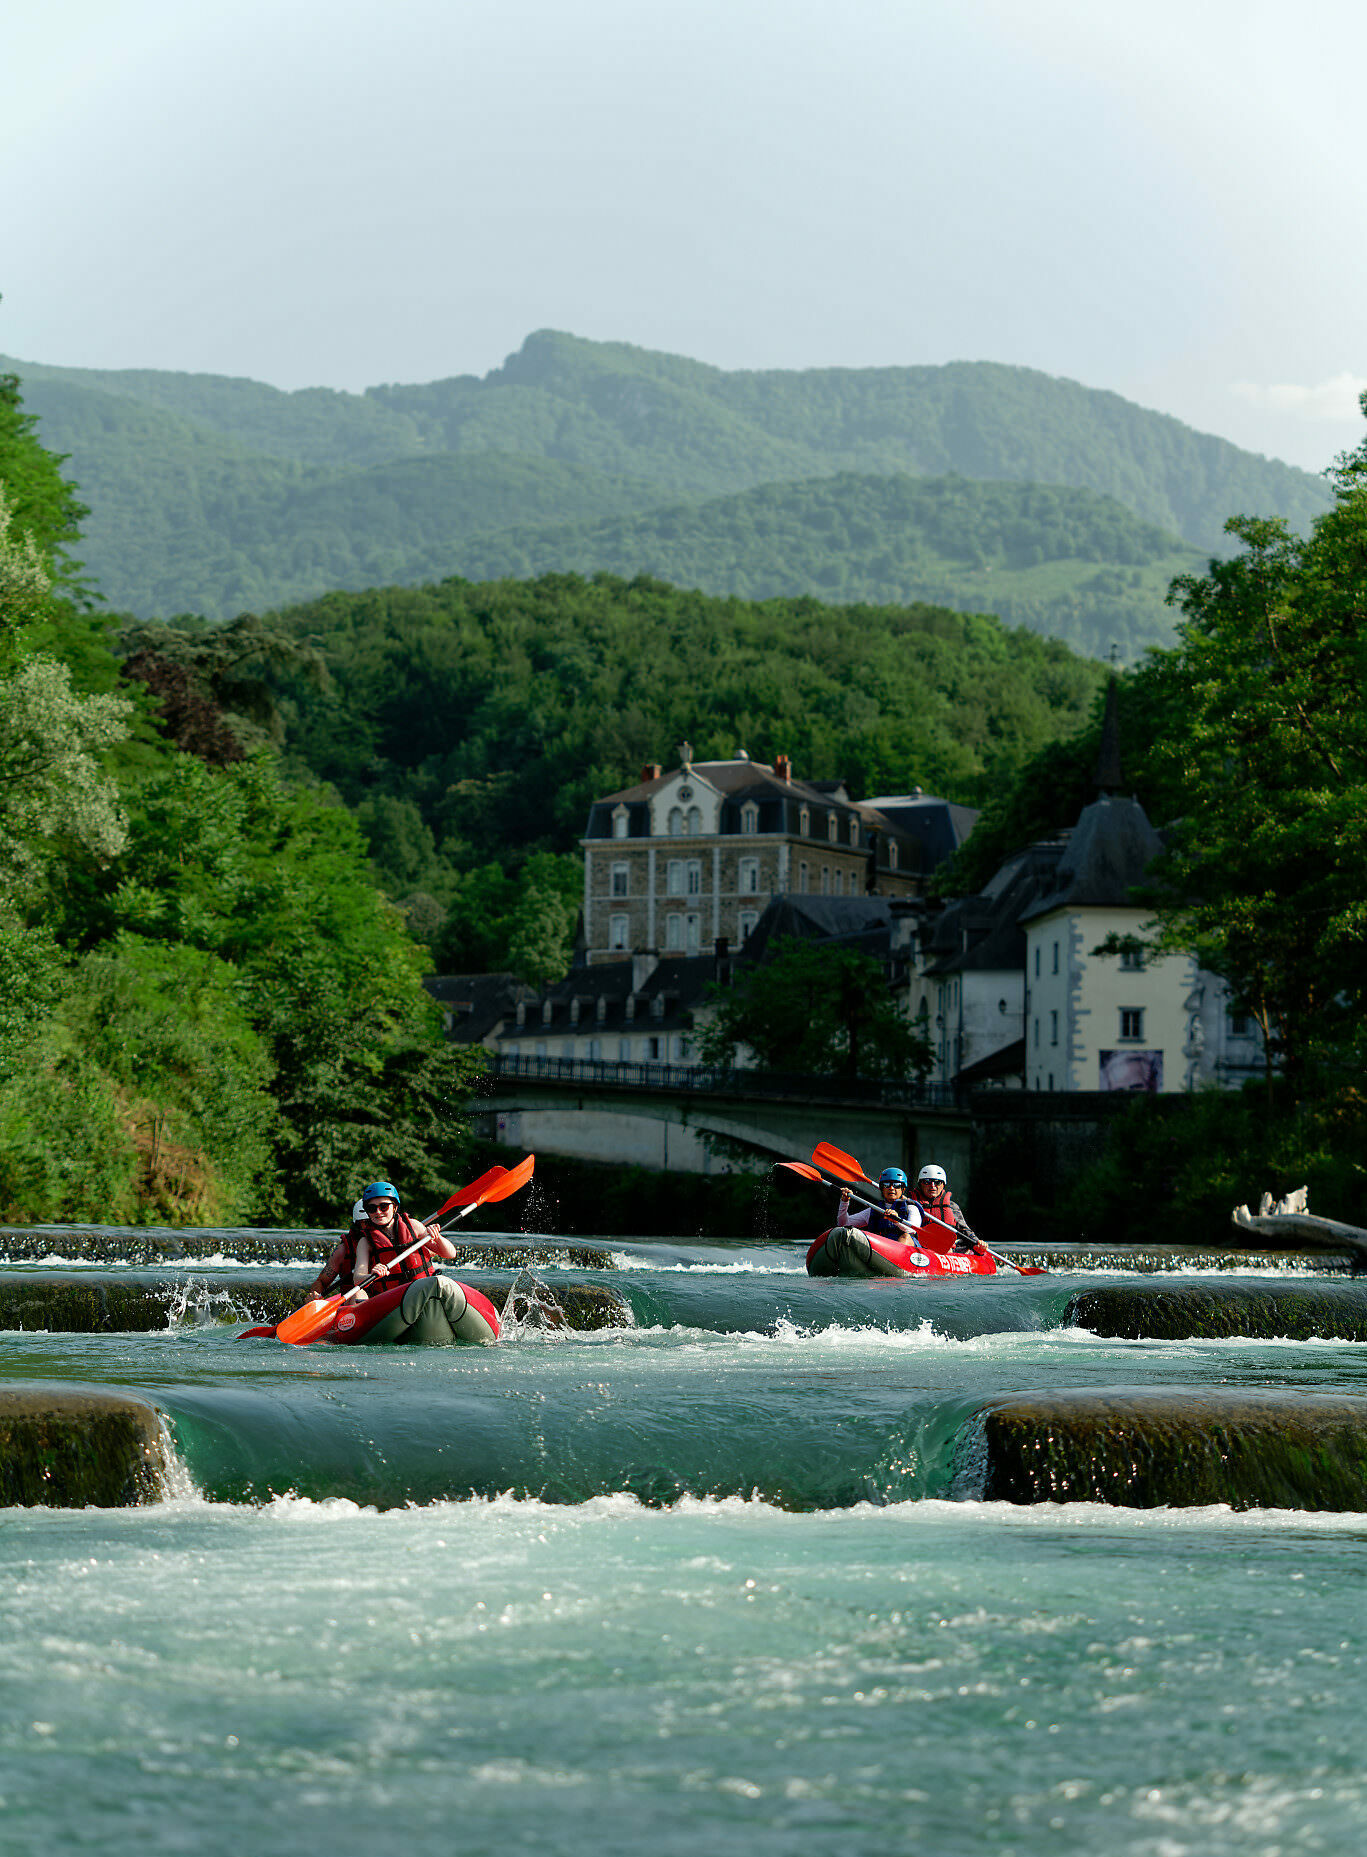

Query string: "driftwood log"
[[1232, 1187, 1367, 1265]]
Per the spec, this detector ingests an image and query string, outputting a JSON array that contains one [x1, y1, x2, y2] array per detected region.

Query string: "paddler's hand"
[[371, 1261, 391, 1278], [839, 1188, 851, 1202]]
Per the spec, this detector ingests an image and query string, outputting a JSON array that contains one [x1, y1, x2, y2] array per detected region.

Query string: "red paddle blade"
[[812, 1143, 872, 1186], [275, 1294, 343, 1345], [480, 1152, 535, 1202], [423, 1166, 509, 1223], [777, 1160, 825, 1182]]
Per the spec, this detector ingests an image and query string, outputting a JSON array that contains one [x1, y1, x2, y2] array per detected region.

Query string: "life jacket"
[[341, 1211, 435, 1293], [916, 1192, 968, 1254], [866, 1198, 923, 1245]]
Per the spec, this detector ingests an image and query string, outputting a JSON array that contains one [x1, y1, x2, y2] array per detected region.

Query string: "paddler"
[[300, 1180, 456, 1305], [913, 1163, 987, 1257], [835, 1167, 926, 1246]]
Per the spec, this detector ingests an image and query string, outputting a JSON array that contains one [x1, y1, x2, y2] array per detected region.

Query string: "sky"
[[3, 0, 1364, 472]]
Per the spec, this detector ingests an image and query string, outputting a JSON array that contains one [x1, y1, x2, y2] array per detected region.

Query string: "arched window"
[[740, 802, 759, 835], [799, 806, 811, 836], [686, 806, 702, 836], [849, 818, 859, 847], [827, 813, 838, 843], [889, 841, 899, 871], [668, 807, 684, 837], [612, 806, 630, 839]]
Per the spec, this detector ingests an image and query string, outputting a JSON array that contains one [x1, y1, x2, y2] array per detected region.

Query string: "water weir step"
[[0, 1274, 628, 1333], [971, 1387, 1367, 1509], [0, 1384, 166, 1507], [1066, 1279, 1367, 1340]]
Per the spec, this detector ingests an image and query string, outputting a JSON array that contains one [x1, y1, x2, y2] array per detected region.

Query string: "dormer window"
[[596, 996, 607, 1023], [612, 805, 630, 839], [542, 999, 553, 1025], [516, 1001, 527, 1027], [849, 819, 859, 847], [799, 806, 811, 836], [827, 813, 839, 842], [570, 998, 581, 1025], [651, 995, 665, 1019], [740, 802, 759, 835], [889, 841, 899, 871]]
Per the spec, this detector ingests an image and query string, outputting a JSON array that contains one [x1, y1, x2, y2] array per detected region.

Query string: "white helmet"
[[917, 1164, 947, 1186]]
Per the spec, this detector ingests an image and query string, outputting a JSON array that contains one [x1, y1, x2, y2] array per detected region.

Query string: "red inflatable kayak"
[[806, 1227, 997, 1279], [243, 1275, 500, 1344]]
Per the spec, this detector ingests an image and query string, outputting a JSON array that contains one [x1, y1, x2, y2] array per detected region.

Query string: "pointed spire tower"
[[1094, 676, 1123, 799]]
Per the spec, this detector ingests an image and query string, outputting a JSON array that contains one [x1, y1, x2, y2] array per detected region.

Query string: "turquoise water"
[[2, 1235, 1365, 1855]]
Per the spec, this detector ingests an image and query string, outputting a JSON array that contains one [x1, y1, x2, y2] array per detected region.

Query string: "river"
[[2, 1230, 1364, 1856]]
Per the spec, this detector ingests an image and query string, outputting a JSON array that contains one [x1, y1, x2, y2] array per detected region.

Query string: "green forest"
[[5, 330, 1324, 647]]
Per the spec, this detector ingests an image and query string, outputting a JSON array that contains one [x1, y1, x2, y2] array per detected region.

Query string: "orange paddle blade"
[[777, 1160, 825, 1183], [811, 1143, 874, 1187], [275, 1294, 343, 1346], [480, 1152, 535, 1201], [423, 1167, 508, 1223]]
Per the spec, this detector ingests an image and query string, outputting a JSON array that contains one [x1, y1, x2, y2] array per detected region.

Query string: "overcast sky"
[[3, 0, 1363, 471]]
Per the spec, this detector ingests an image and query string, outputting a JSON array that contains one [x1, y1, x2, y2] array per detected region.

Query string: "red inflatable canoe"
[[243, 1274, 500, 1344], [806, 1227, 997, 1280]]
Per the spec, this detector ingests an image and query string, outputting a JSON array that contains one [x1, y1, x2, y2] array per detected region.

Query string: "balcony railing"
[[484, 1051, 957, 1108]]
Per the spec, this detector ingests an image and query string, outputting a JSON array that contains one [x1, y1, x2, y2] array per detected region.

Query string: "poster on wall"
[[1099, 1050, 1163, 1092]]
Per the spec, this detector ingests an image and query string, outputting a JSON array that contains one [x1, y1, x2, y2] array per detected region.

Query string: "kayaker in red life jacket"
[[302, 1180, 457, 1304], [836, 1168, 927, 1246], [913, 1163, 987, 1257]]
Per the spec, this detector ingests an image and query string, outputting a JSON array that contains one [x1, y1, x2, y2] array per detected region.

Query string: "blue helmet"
[[879, 1168, 908, 1190], [361, 1180, 400, 1206]]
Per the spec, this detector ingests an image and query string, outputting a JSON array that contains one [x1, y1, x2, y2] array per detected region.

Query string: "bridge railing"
[[484, 1051, 957, 1109]]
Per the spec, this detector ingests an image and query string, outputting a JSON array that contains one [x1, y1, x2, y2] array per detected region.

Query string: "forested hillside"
[[5, 332, 1326, 643]]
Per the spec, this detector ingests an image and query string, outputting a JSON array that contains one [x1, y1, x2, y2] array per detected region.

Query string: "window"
[[799, 806, 811, 836], [1052, 941, 1060, 975], [504, 1042, 519, 1058], [617, 1037, 631, 1060], [740, 802, 759, 835], [666, 914, 684, 952], [738, 910, 758, 940], [820, 867, 830, 895], [612, 806, 630, 839], [799, 861, 809, 892], [668, 807, 683, 837], [667, 859, 686, 897], [587, 1038, 602, 1060], [535, 1040, 547, 1058], [611, 862, 629, 897], [685, 913, 701, 956], [645, 1035, 661, 1061], [686, 806, 702, 836], [686, 861, 702, 896], [889, 841, 899, 871], [849, 819, 859, 847], [1050, 1009, 1058, 1046], [827, 812, 838, 843], [738, 856, 759, 895], [672, 1034, 689, 1060], [1121, 947, 1145, 972], [1228, 1009, 1252, 1038], [1034, 947, 1040, 978], [595, 996, 607, 1023], [609, 913, 629, 950], [1120, 1008, 1145, 1040], [515, 1001, 527, 1027]]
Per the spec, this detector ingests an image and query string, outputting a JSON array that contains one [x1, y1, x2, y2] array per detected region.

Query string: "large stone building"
[[579, 748, 943, 965]]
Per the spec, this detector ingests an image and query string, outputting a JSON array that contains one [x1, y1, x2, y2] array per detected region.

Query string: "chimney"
[[641, 762, 662, 782], [775, 754, 792, 782], [714, 935, 730, 985]]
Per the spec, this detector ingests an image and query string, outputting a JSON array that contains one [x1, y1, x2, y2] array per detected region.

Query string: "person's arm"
[[949, 1197, 986, 1252], [836, 1188, 872, 1230]]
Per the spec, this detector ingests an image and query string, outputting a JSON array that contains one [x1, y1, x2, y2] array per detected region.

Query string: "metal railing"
[[485, 1051, 957, 1108]]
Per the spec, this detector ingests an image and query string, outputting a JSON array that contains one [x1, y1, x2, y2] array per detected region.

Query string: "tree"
[[696, 937, 933, 1079], [1139, 397, 1367, 1097]]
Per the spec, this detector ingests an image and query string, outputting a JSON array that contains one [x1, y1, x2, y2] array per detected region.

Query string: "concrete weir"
[[0, 1273, 629, 1334], [970, 1387, 1367, 1509], [0, 1384, 166, 1507], [1066, 1279, 1367, 1341]]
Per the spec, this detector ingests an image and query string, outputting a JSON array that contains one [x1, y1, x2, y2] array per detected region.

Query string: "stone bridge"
[[472, 1055, 974, 1189]]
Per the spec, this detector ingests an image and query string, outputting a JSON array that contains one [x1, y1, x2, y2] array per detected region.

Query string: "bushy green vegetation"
[[0, 377, 482, 1226], [256, 571, 1108, 941], [8, 332, 1327, 633]]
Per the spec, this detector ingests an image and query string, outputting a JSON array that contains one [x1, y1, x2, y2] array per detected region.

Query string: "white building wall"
[[1026, 906, 1190, 1092]]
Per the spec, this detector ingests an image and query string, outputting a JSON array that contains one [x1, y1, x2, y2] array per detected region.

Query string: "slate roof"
[[1017, 797, 1164, 923]]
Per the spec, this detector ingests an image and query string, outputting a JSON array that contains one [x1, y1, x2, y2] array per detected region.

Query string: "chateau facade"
[[579, 749, 929, 965]]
